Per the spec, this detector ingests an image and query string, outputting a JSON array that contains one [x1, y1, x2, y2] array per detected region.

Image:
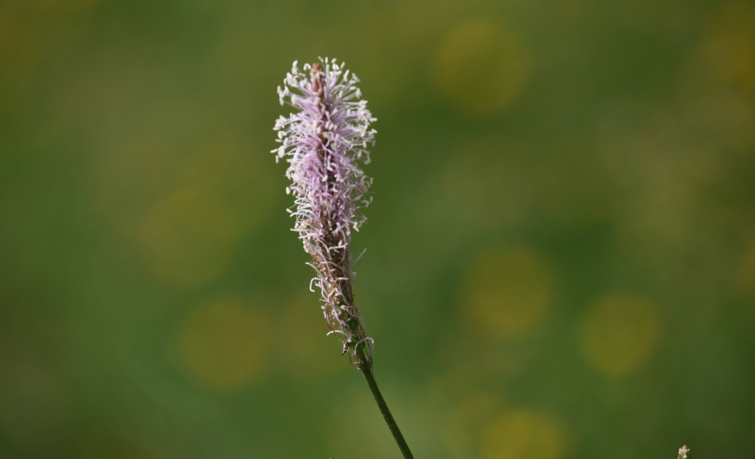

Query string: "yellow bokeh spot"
[[461, 246, 554, 339], [578, 294, 660, 376], [482, 410, 567, 459], [702, 1, 755, 93], [434, 17, 530, 115], [179, 298, 268, 391], [139, 189, 242, 288]]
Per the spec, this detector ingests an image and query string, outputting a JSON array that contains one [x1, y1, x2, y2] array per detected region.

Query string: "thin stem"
[[357, 347, 415, 459]]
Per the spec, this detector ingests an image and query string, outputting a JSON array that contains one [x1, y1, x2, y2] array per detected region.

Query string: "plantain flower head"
[[272, 58, 376, 368]]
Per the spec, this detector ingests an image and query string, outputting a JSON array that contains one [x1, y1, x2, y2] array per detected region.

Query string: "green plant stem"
[[357, 347, 415, 459]]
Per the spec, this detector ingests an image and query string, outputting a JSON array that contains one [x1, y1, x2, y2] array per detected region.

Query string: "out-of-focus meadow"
[[1, 0, 754, 458]]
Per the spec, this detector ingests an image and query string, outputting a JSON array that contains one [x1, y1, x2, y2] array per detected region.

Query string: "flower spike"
[[272, 58, 377, 368]]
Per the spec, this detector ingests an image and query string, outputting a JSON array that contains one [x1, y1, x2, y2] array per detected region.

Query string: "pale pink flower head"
[[272, 58, 376, 368]]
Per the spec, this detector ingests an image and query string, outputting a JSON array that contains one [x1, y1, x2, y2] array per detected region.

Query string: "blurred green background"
[[1, 0, 755, 458]]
